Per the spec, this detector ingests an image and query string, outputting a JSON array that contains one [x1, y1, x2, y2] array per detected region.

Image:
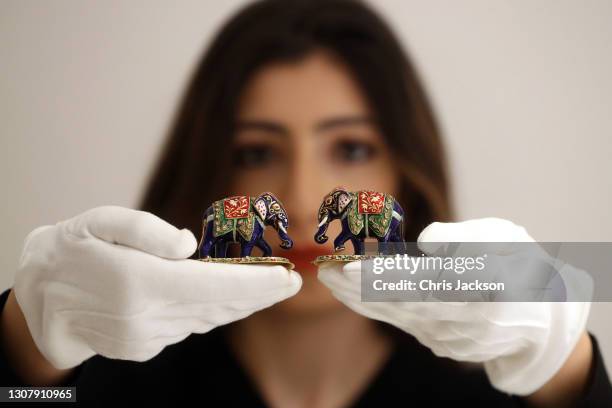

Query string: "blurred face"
[[230, 50, 399, 313]]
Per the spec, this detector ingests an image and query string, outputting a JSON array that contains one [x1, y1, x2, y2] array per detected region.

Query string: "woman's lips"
[[286, 246, 331, 273]]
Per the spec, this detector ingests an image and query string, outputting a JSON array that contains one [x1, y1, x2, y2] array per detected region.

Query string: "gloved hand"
[[14, 206, 301, 370], [318, 218, 590, 396]]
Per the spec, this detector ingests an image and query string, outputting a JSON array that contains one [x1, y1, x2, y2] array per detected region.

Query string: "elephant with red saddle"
[[198, 192, 292, 258], [314, 187, 404, 255]]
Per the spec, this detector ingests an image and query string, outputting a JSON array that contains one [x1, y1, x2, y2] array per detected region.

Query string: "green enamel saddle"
[[212, 196, 261, 241], [345, 191, 395, 237]]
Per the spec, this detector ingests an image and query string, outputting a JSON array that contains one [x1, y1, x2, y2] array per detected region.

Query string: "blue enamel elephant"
[[198, 192, 293, 258], [314, 187, 404, 255]]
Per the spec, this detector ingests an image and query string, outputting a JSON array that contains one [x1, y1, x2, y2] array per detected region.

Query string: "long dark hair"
[[140, 0, 453, 245]]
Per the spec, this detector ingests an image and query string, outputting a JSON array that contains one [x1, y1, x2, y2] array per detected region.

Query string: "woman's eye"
[[333, 140, 376, 163], [233, 144, 277, 168]]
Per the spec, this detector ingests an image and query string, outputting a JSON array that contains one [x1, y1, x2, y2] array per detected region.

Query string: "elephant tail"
[[395, 200, 405, 240], [198, 206, 214, 255]]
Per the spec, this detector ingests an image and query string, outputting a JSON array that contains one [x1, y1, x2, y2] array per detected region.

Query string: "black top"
[[1, 288, 611, 406]]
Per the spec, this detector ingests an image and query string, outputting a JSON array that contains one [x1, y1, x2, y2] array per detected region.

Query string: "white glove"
[[14, 206, 301, 369], [318, 218, 590, 395]]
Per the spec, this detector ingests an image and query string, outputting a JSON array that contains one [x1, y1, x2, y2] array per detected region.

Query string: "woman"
[[1, 0, 610, 405]]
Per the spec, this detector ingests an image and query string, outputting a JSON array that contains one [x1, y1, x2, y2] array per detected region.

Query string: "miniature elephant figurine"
[[314, 187, 404, 255], [198, 192, 293, 258]]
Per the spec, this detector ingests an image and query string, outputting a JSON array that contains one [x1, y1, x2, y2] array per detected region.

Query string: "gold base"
[[312, 254, 382, 266], [198, 256, 294, 270]]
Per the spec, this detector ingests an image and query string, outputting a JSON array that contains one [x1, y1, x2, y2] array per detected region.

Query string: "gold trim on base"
[[312, 254, 382, 265], [198, 256, 294, 270]]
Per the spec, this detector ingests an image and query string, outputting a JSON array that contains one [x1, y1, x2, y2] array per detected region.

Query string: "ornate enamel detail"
[[338, 191, 352, 213], [312, 254, 389, 265], [213, 196, 255, 241], [357, 191, 385, 214], [348, 191, 394, 237], [223, 196, 250, 218], [253, 197, 267, 220], [201, 192, 293, 259]]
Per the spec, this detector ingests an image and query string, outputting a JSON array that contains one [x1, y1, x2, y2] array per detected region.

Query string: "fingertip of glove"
[[342, 261, 362, 273], [163, 228, 197, 259], [179, 228, 198, 255], [288, 270, 303, 290], [417, 221, 444, 243], [418, 218, 534, 243]]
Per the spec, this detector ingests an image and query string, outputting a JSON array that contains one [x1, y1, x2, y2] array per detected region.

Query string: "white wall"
[[2, 0, 611, 368]]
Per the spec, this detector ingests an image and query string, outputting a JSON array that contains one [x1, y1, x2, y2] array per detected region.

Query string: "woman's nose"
[[279, 146, 335, 244]]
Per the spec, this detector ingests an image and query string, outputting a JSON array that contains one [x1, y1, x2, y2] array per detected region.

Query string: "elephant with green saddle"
[[198, 192, 292, 258], [314, 187, 404, 255]]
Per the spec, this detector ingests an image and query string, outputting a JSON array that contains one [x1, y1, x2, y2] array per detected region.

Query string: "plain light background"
[[2, 0, 612, 369]]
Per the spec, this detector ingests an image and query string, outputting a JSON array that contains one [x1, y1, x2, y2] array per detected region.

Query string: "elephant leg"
[[199, 222, 215, 258], [215, 240, 229, 258], [255, 239, 272, 257], [380, 219, 405, 255], [374, 231, 387, 254], [351, 237, 365, 255], [200, 238, 214, 258], [390, 221, 403, 242], [240, 240, 256, 257], [333, 229, 352, 252], [391, 217, 408, 243]]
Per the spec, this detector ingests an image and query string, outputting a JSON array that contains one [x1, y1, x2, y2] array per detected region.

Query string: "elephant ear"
[[253, 197, 267, 220], [337, 191, 352, 213]]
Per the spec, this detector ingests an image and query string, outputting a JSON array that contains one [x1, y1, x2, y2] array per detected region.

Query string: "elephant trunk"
[[314, 215, 329, 244], [278, 224, 293, 250]]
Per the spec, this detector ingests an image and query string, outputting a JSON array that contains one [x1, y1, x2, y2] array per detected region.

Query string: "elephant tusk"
[[317, 215, 328, 228], [279, 223, 288, 234]]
